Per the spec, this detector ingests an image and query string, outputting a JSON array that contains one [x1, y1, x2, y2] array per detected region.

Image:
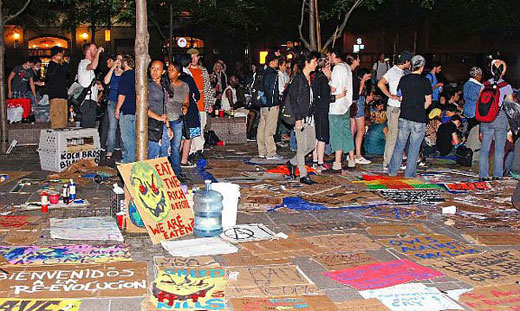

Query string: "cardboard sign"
[[220, 224, 276, 243], [323, 259, 444, 290], [226, 264, 320, 298], [365, 207, 427, 220], [287, 221, 363, 234], [50, 217, 124, 242], [118, 158, 194, 244], [0, 261, 148, 298], [359, 283, 463, 311], [0, 216, 41, 231], [221, 250, 291, 267], [230, 296, 338, 311], [149, 267, 227, 310], [378, 189, 444, 204], [2, 227, 43, 246], [0, 299, 81, 311], [335, 299, 390, 311], [422, 250, 520, 286], [124, 186, 147, 234], [365, 223, 430, 236], [161, 237, 238, 258], [305, 234, 381, 252], [445, 181, 490, 191], [464, 231, 520, 245], [378, 234, 479, 260], [0, 244, 131, 265], [313, 252, 378, 270], [459, 283, 520, 310], [240, 236, 325, 261], [153, 256, 219, 270]]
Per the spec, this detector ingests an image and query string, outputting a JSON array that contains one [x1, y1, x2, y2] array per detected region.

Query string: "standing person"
[[211, 60, 228, 102], [7, 58, 37, 101], [46, 46, 71, 129], [257, 52, 281, 160], [166, 62, 191, 180], [328, 48, 353, 172], [372, 53, 390, 82], [148, 60, 171, 159], [426, 62, 443, 109], [388, 55, 433, 178], [311, 56, 332, 172], [114, 55, 136, 164], [478, 59, 514, 181], [77, 43, 104, 128], [350, 57, 372, 165], [286, 51, 320, 185], [187, 48, 215, 159], [103, 54, 123, 159], [378, 51, 412, 169], [463, 66, 483, 133], [29, 57, 44, 107], [179, 55, 201, 168]]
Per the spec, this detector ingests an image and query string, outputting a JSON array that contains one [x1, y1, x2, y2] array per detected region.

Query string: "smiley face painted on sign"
[[130, 162, 169, 222]]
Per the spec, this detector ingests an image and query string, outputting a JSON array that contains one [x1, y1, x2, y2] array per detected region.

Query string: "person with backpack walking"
[[286, 51, 320, 185], [477, 59, 514, 181], [257, 52, 282, 160]]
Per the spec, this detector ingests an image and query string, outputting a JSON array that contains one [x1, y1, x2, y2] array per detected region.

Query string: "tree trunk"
[[135, 0, 150, 161], [168, 3, 173, 63], [0, 6, 7, 152], [308, 0, 317, 51]]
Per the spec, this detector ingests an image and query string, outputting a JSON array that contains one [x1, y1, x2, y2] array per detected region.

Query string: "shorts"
[[354, 96, 365, 118]]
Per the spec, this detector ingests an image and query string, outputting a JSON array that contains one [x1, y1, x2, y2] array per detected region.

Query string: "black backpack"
[[455, 145, 473, 167], [280, 80, 295, 126]]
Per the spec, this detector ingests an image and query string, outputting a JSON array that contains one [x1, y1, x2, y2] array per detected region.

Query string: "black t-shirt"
[[47, 61, 71, 99], [352, 74, 360, 101], [436, 122, 457, 156], [397, 74, 433, 123]]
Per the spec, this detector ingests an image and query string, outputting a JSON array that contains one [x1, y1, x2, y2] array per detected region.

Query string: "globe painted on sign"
[[129, 200, 145, 227]]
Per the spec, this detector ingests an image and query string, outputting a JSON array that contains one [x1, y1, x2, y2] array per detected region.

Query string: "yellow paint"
[[0, 299, 81, 311]]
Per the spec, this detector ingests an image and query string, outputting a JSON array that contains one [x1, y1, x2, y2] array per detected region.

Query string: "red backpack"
[[475, 80, 508, 122]]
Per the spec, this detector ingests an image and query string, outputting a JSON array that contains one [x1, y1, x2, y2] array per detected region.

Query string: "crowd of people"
[[6, 42, 519, 185]]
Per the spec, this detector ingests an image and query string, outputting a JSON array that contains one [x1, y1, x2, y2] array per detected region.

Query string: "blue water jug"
[[193, 180, 223, 237]]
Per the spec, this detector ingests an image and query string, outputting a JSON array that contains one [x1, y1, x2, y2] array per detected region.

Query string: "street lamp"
[[81, 32, 89, 43], [13, 32, 20, 48]]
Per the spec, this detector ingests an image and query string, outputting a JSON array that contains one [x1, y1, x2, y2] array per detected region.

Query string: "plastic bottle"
[[69, 179, 76, 201], [41, 191, 49, 213], [62, 184, 69, 204], [193, 180, 223, 237]]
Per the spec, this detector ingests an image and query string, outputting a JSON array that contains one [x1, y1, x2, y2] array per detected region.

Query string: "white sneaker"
[[258, 155, 266, 158], [355, 156, 371, 165], [266, 154, 283, 160], [347, 159, 355, 168], [332, 162, 342, 171]]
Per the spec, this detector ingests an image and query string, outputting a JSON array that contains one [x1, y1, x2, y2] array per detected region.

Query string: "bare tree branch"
[[298, 0, 311, 51], [322, 0, 364, 51], [3, 0, 32, 26], [149, 14, 167, 40]]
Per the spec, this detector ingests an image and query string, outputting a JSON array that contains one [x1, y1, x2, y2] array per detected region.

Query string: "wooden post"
[[0, 1, 7, 152], [135, 0, 151, 161], [168, 3, 173, 63]]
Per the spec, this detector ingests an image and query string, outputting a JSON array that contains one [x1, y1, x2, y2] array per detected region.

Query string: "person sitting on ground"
[[422, 108, 443, 159], [441, 104, 461, 123], [363, 97, 387, 156], [436, 114, 462, 156]]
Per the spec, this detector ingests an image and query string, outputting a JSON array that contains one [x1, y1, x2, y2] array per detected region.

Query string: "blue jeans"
[[479, 110, 508, 178], [388, 118, 426, 178], [106, 100, 118, 152], [149, 124, 170, 159], [169, 119, 183, 176], [290, 129, 297, 151], [119, 113, 136, 163]]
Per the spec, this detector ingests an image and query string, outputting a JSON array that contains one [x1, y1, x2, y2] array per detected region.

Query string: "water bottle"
[[193, 180, 223, 237], [69, 179, 76, 201]]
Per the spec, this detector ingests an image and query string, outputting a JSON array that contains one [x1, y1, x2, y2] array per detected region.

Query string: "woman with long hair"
[[311, 56, 332, 172]]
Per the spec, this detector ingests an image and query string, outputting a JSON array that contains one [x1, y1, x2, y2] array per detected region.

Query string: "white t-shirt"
[[372, 60, 390, 81], [329, 62, 353, 115], [382, 65, 404, 108], [77, 59, 98, 102], [278, 70, 290, 94], [220, 85, 236, 112]]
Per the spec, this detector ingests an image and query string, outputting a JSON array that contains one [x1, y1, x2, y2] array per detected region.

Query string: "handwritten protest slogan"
[[0, 244, 132, 265], [334, 298, 390, 311], [149, 267, 227, 310], [0, 216, 41, 231], [422, 250, 520, 286], [305, 234, 381, 252], [444, 181, 490, 191], [365, 207, 427, 221], [378, 234, 479, 260], [0, 299, 81, 311], [323, 259, 444, 290], [365, 223, 430, 237], [0, 261, 148, 298], [118, 158, 194, 244], [240, 236, 325, 262], [153, 256, 219, 270], [313, 252, 378, 270], [359, 283, 463, 311], [460, 283, 520, 310], [230, 296, 338, 311], [220, 224, 276, 244], [226, 264, 320, 298]]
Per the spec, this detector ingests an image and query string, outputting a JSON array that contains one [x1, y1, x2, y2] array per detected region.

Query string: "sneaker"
[[181, 161, 196, 168], [321, 163, 331, 170], [355, 156, 371, 165], [400, 164, 407, 170], [258, 154, 266, 159], [418, 161, 427, 167], [247, 136, 257, 142], [347, 158, 355, 168], [266, 154, 283, 160], [315, 164, 328, 173], [383, 165, 388, 171]]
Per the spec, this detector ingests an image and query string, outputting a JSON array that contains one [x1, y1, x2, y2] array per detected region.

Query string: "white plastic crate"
[[38, 128, 102, 172], [38, 128, 101, 153]]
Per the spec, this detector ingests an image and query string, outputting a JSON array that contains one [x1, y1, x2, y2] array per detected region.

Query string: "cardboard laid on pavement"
[[0, 171, 31, 187], [50, 217, 124, 242], [365, 223, 430, 236], [230, 295, 338, 311], [0, 216, 42, 231], [153, 255, 219, 270], [0, 299, 81, 311], [288, 221, 364, 234], [221, 250, 291, 267], [463, 231, 520, 245], [459, 283, 520, 310], [312, 252, 378, 270], [304, 233, 381, 252], [0, 261, 148, 298], [240, 236, 324, 261], [220, 224, 277, 244], [334, 298, 390, 311]]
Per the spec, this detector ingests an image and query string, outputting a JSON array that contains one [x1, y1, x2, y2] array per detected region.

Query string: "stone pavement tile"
[[267, 211, 320, 225], [292, 257, 345, 290], [79, 298, 110, 311], [236, 211, 274, 225], [108, 297, 144, 311]]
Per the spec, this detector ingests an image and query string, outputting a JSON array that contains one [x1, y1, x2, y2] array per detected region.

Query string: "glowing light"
[[259, 51, 268, 65], [81, 32, 89, 40], [13, 32, 21, 40], [105, 29, 111, 42]]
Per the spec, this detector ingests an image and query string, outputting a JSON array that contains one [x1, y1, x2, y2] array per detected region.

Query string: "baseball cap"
[[428, 108, 442, 119], [397, 50, 413, 64], [50, 46, 63, 57], [187, 48, 199, 56]]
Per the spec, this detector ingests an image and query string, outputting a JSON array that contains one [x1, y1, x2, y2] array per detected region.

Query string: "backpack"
[[503, 99, 520, 135], [250, 71, 267, 108], [455, 145, 473, 167], [475, 80, 508, 123], [280, 82, 295, 126]]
